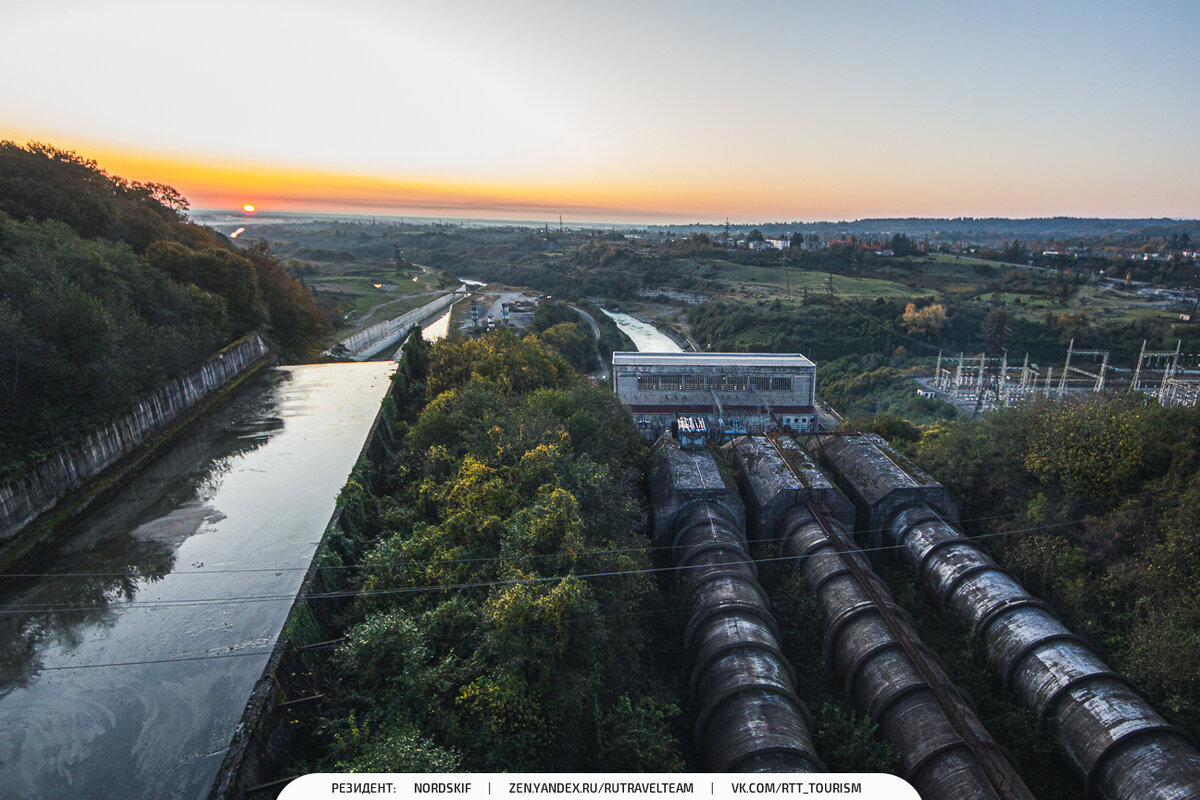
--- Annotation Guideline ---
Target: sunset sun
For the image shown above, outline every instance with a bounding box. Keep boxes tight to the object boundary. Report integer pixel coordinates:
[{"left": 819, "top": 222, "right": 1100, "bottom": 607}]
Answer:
[{"left": 242, "top": 203, "right": 256, "bottom": 213}]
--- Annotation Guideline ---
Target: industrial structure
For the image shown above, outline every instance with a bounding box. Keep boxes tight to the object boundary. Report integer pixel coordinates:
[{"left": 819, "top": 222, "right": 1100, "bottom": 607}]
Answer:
[
  {"left": 812, "top": 432, "right": 1200, "bottom": 800},
  {"left": 1132, "top": 339, "right": 1200, "bottom": 407},
  {"left": 613, "top": 351, "right": 818, "bottom": 439},
  {"left": 650, "top": 436, "right": 823, "bottom": 772},
  {"left": 932, "top": 337, "right": 1200, "bottom": 412},
  {"left": 641, "top": 427, "right": 1200, "bottom": 795},
  {"left": 724, "top": 435, "right": 1035, "bottom": 800}
]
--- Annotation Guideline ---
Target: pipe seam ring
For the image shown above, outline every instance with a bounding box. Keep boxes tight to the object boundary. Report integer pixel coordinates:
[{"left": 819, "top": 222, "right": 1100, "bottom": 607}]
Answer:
[
  {"left": 905, "top": 739, "right": 978, "bottom": 787},
  {"left": 694, "top": 681, "right": 809, "bottom": 748},
  {"left": 971, "top": 595, "right": 1051, "bottom": 642},
  {"left": 793, "top": 530, "right": 837, "bottom": 561},
  {"left": 683, "top": 601, "right": 781, "bottom": 657},
  {"left": 688, "top": 639, "right": 797, "bottom": 700},
  {"left": 1001, "top": 631, "right": 1093, "bottom": 694},
  {"left": 724, "top": 747, "right": 828, "bottom": 775},
  {"left": 1083, "top": 724, "right": 1199, "bottom": 800},
  {"left": 865, "top": 680, "right": 933, "bottom": 727},
  {"left": 822, "top": 601, "right": 914, "bottom": 670},
  {"left": 891, "top": 510, "right": 944, "bottom": 546},
  {"left": 676, "top": 543, "right": 758, "bottom": 583},
  {"left": 680, "top": 569, "right": 771, "bottom": 615},
  {"left": 842, "top": 638, "right": 912, "bottom": 706},
  {"left": 915, "top": 537, "right": 984, "bottom": 583},
  {"left": 669, "top": 499, "right": 739, "bottom": 549},
  {"left": 810, "top": 565, "right": 855, "bottom": 601},
  {"left": 672, "top": 516, "right": 744, "bottom": 554},
  {"left": 1039, "top": 670, "right": 1134, "bottom": 722},
  {"left": 937, "top": 562, "right": 1000, "bottom": 608}
]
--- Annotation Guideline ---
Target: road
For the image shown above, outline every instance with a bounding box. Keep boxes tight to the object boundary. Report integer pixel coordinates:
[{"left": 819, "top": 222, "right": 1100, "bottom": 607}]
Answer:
[{"left": 568, "top": 304, "right": 609, "bottom": 381}]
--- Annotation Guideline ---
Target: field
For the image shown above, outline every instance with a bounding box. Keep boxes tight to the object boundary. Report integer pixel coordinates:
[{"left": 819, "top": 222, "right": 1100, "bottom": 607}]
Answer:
[{"left": 703, "top": 259, "right": 938, "bottom": 299}]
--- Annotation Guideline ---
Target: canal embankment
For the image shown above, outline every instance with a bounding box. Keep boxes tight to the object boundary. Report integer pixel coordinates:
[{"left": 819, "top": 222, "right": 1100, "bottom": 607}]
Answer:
[
  {"left": 0, "top": 334, "right": 272, "bottom": 570},
  {"left": 0, "top": 361, "right": 396, "bottom": 800}
]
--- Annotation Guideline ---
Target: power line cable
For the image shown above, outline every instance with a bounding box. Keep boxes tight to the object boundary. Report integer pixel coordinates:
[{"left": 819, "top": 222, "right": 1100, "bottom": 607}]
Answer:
[
  {"left": 2, "top": 490, "right": 1191, "bottom": 616},
  {"left": 4, "top": 476, "right": 1187, "bottom": 582}
]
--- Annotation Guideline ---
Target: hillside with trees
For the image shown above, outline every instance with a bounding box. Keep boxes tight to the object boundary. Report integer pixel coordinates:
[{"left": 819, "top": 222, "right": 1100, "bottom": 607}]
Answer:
[
  {"left": 899, "top": 394, "right": 1200, "bottom": 740},
  {"left": 0, "top": 142, "right": 330, "bottom": 474},
  {"left": 285, "top": 332, "right": 686, "bottom": 772}
]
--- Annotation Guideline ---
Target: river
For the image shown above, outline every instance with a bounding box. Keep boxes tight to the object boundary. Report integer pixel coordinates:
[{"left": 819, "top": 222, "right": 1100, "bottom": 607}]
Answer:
[
  {"left": 0, "top": 362, "right": 395, "bottom": 800},
  {"left": 599, "top": 309, "right": 683, "bottom": 352}
]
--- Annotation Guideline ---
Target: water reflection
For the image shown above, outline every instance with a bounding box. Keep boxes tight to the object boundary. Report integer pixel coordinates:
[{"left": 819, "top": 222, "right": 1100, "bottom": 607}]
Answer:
[
  {"left": 0, "top": 371, "right": 286, "bottom": 692},
  {"left": 0, "top": 362, "right": 394, "bottom": 800}
]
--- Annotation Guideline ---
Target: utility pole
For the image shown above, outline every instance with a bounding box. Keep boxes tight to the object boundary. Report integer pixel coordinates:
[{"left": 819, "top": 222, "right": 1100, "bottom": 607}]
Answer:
[
  {"left": 782, "top": 248, "right": 791, "bottom": 300},
  {"left": 824, "top": 273, "right": 835, "bottom": 298}
]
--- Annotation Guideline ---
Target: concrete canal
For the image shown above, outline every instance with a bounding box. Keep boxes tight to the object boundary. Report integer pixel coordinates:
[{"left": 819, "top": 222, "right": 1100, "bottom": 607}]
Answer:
[{"left": 0, "top": 361, "right": 395, "bottom": 800}]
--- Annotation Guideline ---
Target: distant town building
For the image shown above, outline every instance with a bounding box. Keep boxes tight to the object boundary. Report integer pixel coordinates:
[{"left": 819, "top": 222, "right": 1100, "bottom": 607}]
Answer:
[
  {"left": 765, "top": 237, "right": 792, "bottom": 250},
  {"left": 612, "top": 351, "right": 818, "bottom": 440}
]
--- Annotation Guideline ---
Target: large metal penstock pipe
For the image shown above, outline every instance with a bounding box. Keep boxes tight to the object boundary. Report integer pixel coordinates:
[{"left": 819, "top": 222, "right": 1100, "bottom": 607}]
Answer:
[
  {"left": 672, "top": 499, "right": 823, "bottom": 772},
  {"left": 886, "top": 504, "right": 1200, "bottom": 800},
  {"left": 815, "top": 433, "right": 1200, "bottom": 800},
  {"left": 778, "top": 501, "right": 1034, "bottom": 800}
]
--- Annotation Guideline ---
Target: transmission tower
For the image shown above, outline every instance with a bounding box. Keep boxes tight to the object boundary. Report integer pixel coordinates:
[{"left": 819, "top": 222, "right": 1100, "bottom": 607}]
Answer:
[
  {"left": 974, "top": 299, "right": 1010, "bottom": 415},
  {"left": 824, "top": 273, "right": 835, "bottom": 298}
]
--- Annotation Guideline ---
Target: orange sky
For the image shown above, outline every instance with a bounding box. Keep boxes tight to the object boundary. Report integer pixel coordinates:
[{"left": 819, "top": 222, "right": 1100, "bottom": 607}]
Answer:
[{"left": 3, "top": 1, "right": 1198, "bottom": 223}]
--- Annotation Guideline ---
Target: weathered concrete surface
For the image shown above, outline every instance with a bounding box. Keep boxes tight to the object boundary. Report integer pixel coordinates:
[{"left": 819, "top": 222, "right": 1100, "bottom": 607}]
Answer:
[
  {"left": 648, "top": 433, "right": 744, "bottom": 548},
  {"left": 721, "top": 436, "right": 854, "bottom": 539},
  {"left": 807, "top": 433, "right": 958, "bottom": 545},
  {"left": 334, "top": 290, "right": 463, "bottom": 361},
  {"left": 0, "top": 335, "right": 271, "bottom": 559}
]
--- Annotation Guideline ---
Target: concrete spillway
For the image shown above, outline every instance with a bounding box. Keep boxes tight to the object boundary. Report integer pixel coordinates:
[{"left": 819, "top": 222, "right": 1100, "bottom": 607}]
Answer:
[
  {"left": 649, "top": 436, "right": 822, "bottom": 772},
  {"left": 725, "top": 436, "right": 1035, "bottom": 800},
  {"left": 814, "top": 433, "right": 1200, "bottom": 800}
]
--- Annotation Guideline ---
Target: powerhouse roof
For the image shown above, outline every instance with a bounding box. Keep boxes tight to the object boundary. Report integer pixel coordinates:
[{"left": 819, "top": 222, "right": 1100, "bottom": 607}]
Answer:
[{"left": 612, "top": 351, "right": 815, "bottom": 368}]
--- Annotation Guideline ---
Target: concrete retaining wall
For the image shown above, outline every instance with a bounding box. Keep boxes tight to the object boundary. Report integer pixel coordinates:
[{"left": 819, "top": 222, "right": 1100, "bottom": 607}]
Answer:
[
  {"left": 334, "top": 290, "right": 461, "bottom": 361},
  {"left": 0, "top": 334, "right": 271, "bottom": 546}
]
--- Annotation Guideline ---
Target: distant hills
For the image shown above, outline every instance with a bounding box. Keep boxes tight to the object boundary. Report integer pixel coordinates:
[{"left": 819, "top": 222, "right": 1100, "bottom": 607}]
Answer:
[{"left": 654, "top": 217, "right": 1200, "bottom": 240}]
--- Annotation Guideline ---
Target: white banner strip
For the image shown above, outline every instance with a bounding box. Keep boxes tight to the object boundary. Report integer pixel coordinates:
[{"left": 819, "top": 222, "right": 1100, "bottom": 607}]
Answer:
[{"left": 279, "top": 773, "right": 918, "bottom": 800}]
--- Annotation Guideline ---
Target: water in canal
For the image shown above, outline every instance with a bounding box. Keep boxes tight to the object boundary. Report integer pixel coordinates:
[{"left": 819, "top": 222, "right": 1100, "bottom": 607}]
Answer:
[
  {"left": 599, "top": 309, "right": 682, "bottom": 352},
  {"left": 0, "top": 361, "right": 395, "bottom": 800}
]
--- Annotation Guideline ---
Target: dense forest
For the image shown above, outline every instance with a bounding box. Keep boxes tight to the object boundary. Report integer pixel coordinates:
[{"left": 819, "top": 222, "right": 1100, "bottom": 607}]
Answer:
[
  {"left": 0, "top": 142, "right": 330, "bottom": 474},
  {"left": 286, "top": 332, "right": 686, "bottom": 772},
  {"left": 895, "top": 394, "right": 1200, "bottom": 742}
]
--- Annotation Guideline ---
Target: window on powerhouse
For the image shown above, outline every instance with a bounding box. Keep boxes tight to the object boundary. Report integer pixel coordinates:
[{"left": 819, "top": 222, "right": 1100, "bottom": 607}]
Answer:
[{"left": 634, "top": 373, "right": 796, "bottom": 392}]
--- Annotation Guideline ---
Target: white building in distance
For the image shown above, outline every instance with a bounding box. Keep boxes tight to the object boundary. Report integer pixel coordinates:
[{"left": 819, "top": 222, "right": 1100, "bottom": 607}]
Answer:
[{"left": 612, "top": 351, "right": 818, "bottom": 439}]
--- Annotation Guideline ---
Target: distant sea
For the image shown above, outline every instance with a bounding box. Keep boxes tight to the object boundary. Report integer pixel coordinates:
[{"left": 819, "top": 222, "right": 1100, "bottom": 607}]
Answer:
[{"left": 189, "top": 208, "right": 659, "bottom": 234}]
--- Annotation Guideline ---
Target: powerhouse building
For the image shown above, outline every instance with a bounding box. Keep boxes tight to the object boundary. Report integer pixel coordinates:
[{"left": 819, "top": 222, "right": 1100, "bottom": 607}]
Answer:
[{"left": 612, "top": 351, "right": 818, "bottom": 438}]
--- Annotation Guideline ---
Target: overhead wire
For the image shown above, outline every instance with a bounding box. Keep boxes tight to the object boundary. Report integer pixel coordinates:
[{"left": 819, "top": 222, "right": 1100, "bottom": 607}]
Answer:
[
  {"left": 2, "top": 474, "right": 1188, "bottom": 583},
  {"left": 1, "top": 489, "right": 1192, "bottom": 616}
]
